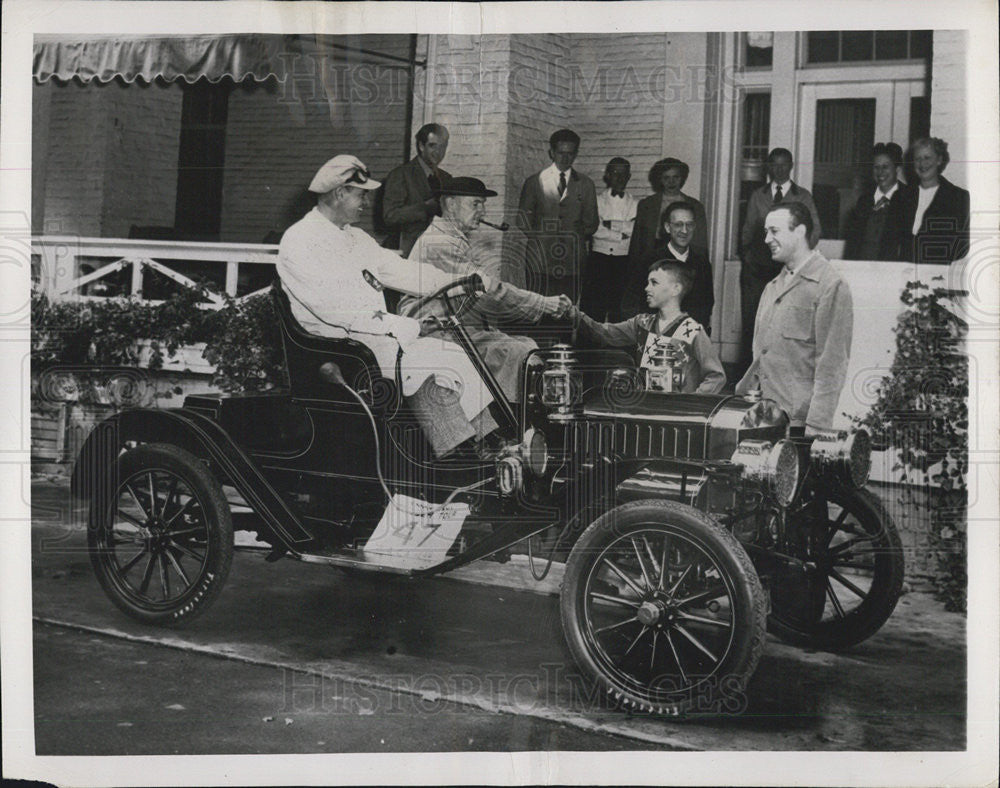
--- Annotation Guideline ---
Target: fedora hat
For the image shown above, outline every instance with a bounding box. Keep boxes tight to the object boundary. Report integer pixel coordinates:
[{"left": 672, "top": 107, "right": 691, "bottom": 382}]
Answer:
[{"left": 434, "top": 176, "right": 497, "bottom": 198}]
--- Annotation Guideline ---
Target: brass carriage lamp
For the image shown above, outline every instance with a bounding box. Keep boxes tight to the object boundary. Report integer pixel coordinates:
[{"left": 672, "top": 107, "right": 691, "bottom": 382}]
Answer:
[
  {"left": 645, "top": 340, "right": 690, "bottom": 392},
  {"left": 541, "top": 344, "right": 583, "bottom": 420}
]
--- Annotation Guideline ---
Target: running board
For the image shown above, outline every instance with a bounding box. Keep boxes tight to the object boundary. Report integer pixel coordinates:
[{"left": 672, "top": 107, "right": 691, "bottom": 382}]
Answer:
[{"left": 292, "top": 550, "right": 418, "bottom": 575}]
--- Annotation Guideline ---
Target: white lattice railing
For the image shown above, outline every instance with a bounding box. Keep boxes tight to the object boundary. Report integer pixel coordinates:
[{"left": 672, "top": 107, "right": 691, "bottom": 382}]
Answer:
[{"left": 32, "top": 236, "right": 279, "bottom": 305}]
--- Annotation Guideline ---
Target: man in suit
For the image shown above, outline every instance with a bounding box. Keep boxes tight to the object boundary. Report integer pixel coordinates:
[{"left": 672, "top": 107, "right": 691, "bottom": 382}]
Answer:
[
  {"left": 620, "top": 201, "right": 714, "bottom": 332},
  {"left": 517, "top": 128, "right": 599, "bottom": 302},
  {"left": 738, "top": 148, "right": 822, "bottom": 373},
  {"left": 380, "top": 123, "right": 452, "bottom": 257},
  {"left": 736, "top": 202, "right": 852, "bottom": 435}
]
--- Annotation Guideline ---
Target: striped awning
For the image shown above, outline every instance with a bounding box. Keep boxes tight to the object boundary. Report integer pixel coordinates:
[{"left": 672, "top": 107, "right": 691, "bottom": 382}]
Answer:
[{"left": 33, "top": 34, "right": 422, "bottom": 84}]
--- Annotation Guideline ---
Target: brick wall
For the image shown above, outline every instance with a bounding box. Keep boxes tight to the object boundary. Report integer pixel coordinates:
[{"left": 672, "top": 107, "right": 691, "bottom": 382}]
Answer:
[
  {"left": 34, "top": 78, "right": 182, "bottom": 237},
  {"left": 929, "top": 30, "right": 968, "bottom": 190},
  {"left": 219, "top": 35, "right": 413, "bottom": 241},
  {"left": 99, "top": 79, "right": 183, "bottom": 238},
  {"left": 504, "top": 34, "right": 573, "bottom": 218},
  {"left": 411, "top": 34, "right": 514, "bottom": 219},
  {"left": 36, "top": 79, "right": 108, "bottom": 235},
  {"left": 559, "top": 33, "right": 708, "bottom": 208}
]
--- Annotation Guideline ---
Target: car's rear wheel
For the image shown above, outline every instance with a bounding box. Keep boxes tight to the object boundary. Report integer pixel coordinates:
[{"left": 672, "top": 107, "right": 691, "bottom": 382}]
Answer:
[
  {"left": 560, "top": 500, "right": 767, "bottom": 716},
  {"left": 88, "top": 443, "right": 233, "bottom": 626},
  {"left": 768, "top": 486, "right": 904, "bottom": 650}
]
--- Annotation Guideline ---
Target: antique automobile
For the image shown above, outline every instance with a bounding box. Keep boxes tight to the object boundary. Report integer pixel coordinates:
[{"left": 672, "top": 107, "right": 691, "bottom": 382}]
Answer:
[{"left": 71, "top": 275, "right": 904, "bottom": 716}]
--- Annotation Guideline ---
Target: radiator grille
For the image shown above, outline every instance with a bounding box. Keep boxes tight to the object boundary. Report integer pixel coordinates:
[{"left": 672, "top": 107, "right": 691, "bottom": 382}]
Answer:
[{"left": 572, "top": 420, "right": 706, "bottom": 461}]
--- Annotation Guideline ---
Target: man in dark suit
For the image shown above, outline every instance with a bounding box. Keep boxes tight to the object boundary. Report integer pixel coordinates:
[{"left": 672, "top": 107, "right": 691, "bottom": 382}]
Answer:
[
  {"left": 620, "top": 201, "right": 714, "bottom": 331},
  {"left": 380, "top": 123, "right": 452, "bottom": 257},
  {"left": 738, "top": 147, "right": 821, "bottom": 372},
  {"left": 516, "top": 128, "right": 599, "bottom": 302}
]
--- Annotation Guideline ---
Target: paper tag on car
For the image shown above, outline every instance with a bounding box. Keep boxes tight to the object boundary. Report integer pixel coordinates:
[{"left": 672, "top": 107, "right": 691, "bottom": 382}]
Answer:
[{"left": 362, "top": 495, "right": 470, "bottom": 570}]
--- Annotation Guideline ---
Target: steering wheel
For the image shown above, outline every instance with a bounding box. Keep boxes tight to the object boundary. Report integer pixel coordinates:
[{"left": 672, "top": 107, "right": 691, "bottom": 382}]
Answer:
[{"left": 406, "top": 273, "right": 486, "bottom": 326}]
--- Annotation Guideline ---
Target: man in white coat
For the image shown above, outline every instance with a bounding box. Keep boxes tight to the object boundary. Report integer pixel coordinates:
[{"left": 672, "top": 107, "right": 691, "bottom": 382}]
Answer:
[{"left": 277, "top": 154, "right": 500, "bottom": 458}]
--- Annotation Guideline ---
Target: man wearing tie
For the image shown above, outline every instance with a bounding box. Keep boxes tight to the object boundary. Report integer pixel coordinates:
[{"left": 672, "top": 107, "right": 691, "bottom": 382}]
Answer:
[
  {"left": 517, "top": 128, "right": 599, "bottom": 302},
  {"left": 380, "top": 123, "right": 452, "bottom": 257},
  {"left": 736, "top": 203, "right": 852, "bottom": 436},
  {"left": 738, "top": 147, "right": 821, "bottom": 374}
]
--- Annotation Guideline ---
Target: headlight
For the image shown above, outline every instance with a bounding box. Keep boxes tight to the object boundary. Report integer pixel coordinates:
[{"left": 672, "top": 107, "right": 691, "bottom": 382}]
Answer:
[
  {"left": 810, "top": 430, "right": 872, "bottom": 488},
  {"left": 520, "top": 428, "right": 548, "bottom": 476},
  {"left": 732, "top": 438, "right": 801, "bottom": 506}
]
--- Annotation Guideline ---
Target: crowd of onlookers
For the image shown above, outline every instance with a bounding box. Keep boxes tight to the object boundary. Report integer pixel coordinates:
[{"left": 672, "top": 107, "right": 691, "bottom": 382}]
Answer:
[
  {"left": 276, "top": 124, "right": 970, "bottom": 457},
  {"left": 375, "top": 124, "right": 969, "bottom": 371}
]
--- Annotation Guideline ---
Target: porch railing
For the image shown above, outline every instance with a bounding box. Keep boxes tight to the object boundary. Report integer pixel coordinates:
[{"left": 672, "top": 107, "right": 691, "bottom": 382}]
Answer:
[{"left": 32, "top": 236, "right": 279, "bottom": 305}]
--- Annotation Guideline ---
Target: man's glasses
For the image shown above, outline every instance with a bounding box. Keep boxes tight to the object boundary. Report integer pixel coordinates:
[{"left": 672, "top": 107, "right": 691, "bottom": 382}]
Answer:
[{"left": 346, "top": 167, "right": 371, "bottom": 185}]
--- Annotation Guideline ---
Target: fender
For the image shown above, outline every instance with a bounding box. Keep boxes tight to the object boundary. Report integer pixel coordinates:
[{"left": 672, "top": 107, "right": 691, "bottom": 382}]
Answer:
[{"left": 70, "top": 407, "right": 314, "bottom": 547}]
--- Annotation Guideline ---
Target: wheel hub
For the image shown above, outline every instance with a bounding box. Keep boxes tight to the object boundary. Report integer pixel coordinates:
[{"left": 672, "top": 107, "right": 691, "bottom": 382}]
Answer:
[
  {"left": 636, "top": 599, "right": 667, "bottom": 626},
  {"left": 144, "top": 519, "right": 169, "bottom": 551}
]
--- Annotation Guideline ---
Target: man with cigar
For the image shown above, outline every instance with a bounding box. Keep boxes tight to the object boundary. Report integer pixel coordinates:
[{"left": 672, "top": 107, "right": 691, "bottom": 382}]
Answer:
[
  {"left": 401, "top": 176, "right": 571, "bottom": 403},
  {"left": 278, "top": 155, "right": 503, "bottom": 459}
]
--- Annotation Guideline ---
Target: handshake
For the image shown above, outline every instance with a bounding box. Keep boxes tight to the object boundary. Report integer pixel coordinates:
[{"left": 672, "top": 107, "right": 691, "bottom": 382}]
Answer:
[{"left": 542, "top": 294, "right": 576, "bottom": 320}]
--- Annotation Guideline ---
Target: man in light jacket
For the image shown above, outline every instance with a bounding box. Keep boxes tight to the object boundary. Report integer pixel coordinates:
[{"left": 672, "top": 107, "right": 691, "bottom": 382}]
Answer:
[
  {"left": 278, "top": 154, "right": 499, "bottom": 458},
  {"left": 736, "top": 202, "right": 852, "bottom": 435}
]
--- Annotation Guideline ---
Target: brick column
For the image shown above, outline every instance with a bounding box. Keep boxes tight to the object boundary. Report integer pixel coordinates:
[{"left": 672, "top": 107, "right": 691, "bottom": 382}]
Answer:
[{"left": 930, "top": 31, "right": 968, "bottom": 189}]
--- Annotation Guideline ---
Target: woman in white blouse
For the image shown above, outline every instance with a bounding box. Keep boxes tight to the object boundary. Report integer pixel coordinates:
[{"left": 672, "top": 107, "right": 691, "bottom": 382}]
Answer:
[{"left": 900, "top": 137, "right": 970, "bottom": 265}]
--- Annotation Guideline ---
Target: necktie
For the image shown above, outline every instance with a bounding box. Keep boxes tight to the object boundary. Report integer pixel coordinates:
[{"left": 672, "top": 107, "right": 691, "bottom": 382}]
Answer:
[
  {"left": 428, "top": 170, "right": 440, "bottom": 193},
  {"left": 611, "top": 189, "right": 625, "bottom": 198},
  {"left": 558, "top": 171, "right": 567, "bottom": 199},
  {"left": 874, "top": 195, "right": 889, "bottom": 211},
  {"left": 773, "top": 184, "right": 783, "bottom": 204}
]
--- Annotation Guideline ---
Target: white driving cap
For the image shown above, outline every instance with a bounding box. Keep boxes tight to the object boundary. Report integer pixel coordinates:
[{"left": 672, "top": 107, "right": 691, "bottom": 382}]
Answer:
[{"left": 308, "top": 154, "right": 381, "bottom": 193}]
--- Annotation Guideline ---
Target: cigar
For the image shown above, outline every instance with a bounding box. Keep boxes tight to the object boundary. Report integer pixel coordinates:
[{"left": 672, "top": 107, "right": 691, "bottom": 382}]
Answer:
[{"left": 480, "top": 219, "right": 509, "bottom": 231}]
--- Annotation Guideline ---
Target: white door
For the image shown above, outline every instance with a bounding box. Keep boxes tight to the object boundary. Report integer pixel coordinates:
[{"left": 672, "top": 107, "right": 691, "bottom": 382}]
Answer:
[{"left": 797, "top": 79, "right": 925, "bottom": 247}]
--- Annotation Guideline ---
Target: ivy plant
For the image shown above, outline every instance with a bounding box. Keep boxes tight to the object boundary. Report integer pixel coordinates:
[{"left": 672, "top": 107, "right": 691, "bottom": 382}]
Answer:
[
  {"left": 32, "top": 283, "right": 287, "bottom": 396},
  {"left": 858, "top": 278, "right": 967, "bottom": 612}
]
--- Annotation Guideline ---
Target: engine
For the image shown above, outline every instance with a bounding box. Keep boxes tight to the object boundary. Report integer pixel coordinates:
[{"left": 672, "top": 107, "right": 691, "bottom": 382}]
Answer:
[{"left": 513, "top": 346, "right": 871, "bottom": 512}]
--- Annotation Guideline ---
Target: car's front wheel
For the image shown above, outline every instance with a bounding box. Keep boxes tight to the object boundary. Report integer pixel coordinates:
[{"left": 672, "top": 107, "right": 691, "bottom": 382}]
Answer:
[
  {"left": 560, "top": 500, "right": 767, "bottom": 716},
  {"left": 88, "top": 443, "right": 233, "bottom": 626}
]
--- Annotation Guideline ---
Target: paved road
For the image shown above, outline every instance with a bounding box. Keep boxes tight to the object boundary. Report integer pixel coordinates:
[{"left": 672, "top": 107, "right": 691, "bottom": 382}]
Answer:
[{"left": 30, "top": 481, "right": 966, "bottom": 753}]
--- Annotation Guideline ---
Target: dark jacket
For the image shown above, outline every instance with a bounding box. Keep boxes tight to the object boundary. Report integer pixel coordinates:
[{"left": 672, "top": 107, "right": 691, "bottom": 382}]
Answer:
[
  {"left": 842, "top": 183, "right": 911, "bottom": 261},
  {"left": 899, "top": 176, "right": 970, "bottom": 264},
  {"left": 739, "top": 181, "right": 821, "bottom": 281},
  {"left": 517, "top": 168, "right": 599, "bottom": 298},
  {"left": 380, "top": 157, "right": 452, "bottom": 257},
  {"left": 627, "top": 192, "right": 710, "bottom": 269},
  {"left": 620, "top": 242, "right": 714, "bottom": 332}
]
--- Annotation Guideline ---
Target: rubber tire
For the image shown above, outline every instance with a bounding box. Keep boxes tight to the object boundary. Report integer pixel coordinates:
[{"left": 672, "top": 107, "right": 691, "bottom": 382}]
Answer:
[
  {"left": 560, "top": 500, "right": 767, "bottom": 717},
  {"left": 768, "top": 487, "right": 904, "bottom": 650},
  {"left": 88, "top": 442, "right": 233, "bottom": 626}
]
